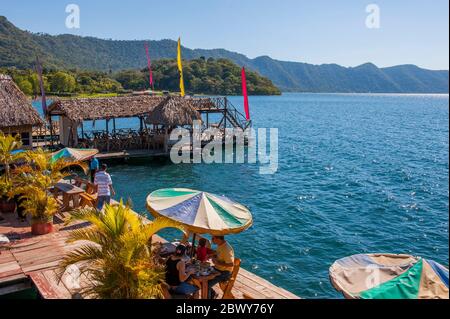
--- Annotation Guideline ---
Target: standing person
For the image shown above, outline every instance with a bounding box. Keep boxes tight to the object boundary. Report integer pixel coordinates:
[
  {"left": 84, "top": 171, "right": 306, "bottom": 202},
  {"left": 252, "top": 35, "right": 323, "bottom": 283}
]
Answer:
[
  {"left": 89, "top": 156, "right": 100, "bottom": 183},
  {"left": 207, "top": 236, "right": 235, "bottom": 299},
  {"left": 94, "top": 164, "right": 115, "bottom": 210}
]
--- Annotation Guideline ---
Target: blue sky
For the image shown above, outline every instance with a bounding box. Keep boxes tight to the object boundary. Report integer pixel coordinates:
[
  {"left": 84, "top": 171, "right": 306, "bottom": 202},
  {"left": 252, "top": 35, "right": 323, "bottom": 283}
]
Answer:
[{"left": 1, "top": 0, "right": 448, "bottom": 69}]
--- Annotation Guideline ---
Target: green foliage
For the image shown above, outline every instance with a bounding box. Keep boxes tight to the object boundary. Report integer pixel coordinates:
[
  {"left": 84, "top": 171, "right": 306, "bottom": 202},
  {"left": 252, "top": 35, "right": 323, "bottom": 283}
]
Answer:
[
  {"left": 74, "top": 71, "right": 123, "bottom": 94},
  {"left": 0, "top": 132, "right": 23, "bottom": 184},
  {"left": 1, "top": 67, "right": 124, "bottom": 96},
  {"left": 117, "top": 58, "right": 281, "bottom": 95},
  {"left": 1, "top": 58, "right": 280, "bottom": 96},
  {"left": 59, "top": 203, "right": 185, "bottom": 299},
  {"left": 9, "top": 148, "right": 88, "bottom": 222},
  {"left": 114, "top": 70, "right": 147, "bottom": 91},
  {"left": 49, "top": 71, "right": 76, "bottom": 93},
  {"left": 15, "top": 77, "right": 33, "bottom": 95}
]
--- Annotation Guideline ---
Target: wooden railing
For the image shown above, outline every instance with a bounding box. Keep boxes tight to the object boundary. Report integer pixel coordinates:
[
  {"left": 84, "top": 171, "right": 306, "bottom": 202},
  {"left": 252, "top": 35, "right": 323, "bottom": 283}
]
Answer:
[
  {"left": 32, "top": 121, "right": 60, "bottom": 147},
  {"left": 194, "top": 97, "right": 252, "bottom": 130}
]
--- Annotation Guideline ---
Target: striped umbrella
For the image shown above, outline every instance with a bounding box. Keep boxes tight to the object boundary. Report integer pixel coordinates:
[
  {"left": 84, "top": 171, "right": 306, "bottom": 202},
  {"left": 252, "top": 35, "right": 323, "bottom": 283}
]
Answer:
[
  {"left": 330, "top": 253, "right": 449, "bottom": 299},
  {"left": 146, "top": 188, "right": 253, "bottom": 236},
  {"left": 51, "top": 148, "right": 98, "bottom": 163}
]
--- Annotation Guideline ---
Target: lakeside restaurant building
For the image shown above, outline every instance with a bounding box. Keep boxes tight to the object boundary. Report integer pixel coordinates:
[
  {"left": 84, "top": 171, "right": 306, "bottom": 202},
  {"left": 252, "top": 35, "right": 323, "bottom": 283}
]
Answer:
[
  {"left": 47, "top": 95, "right": 207, "bottom": 153},
  {"left": 0, "top": 74, "right": 44, "bottom": 148}
]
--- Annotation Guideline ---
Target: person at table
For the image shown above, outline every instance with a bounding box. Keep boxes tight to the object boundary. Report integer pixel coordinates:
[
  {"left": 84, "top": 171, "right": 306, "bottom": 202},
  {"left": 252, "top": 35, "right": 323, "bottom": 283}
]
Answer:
[
  {"left": 196, "top": 238, "right": 214, "bottom": 263},
  {"left": 207, "top": 236, "right": 235, "bottom": 299},
  {"left": 94, "top": 164, "right": 115, "bottom": 210},
  {"left": 89, "top": 156, "right": 100, "bottom": 183},
  {"left": 165, "top": 244, "right": 199, "bottom": 297}
]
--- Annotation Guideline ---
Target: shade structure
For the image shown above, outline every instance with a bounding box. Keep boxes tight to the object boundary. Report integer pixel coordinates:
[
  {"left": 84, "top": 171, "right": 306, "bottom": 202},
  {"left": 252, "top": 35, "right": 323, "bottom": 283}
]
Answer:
[
  {"left": 144, "top": 96, "right": 201, "bottom": 126},
  {"left": 51, "top": 148, "right": 98, "bottom": 163},
  {"left": 330, "top": 254, "right": 449, "bottom": 299},
  {"left": 146, "top": 188, "right": 253, "bottom": 236}
]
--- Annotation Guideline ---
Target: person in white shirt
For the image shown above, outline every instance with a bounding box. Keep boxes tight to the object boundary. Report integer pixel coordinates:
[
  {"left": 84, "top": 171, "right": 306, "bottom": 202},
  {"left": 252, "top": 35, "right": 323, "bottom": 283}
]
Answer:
[{"left": 94, "top": 164, "right": 115, "bottom": 210}]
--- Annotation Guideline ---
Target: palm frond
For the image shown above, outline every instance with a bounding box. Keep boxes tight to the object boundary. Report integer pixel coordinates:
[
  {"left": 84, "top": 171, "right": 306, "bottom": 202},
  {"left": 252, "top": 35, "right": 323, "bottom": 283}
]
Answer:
[
  {"left": 142, "top": 217, "right": 186, "bottom": 240},
  {"left": 59, "top": 245, "right": 105, "bottom": 271},
  {"left": 60, "top": 201, "right": 172, "bottom": 299}
]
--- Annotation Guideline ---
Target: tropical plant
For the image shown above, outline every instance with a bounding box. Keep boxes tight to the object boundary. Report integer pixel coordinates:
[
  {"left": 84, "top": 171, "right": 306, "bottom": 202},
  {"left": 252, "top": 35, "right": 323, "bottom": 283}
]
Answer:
[
  {"left": 0, "top": 132, "right": 23, "bottom": 180},
  {"left": 11, "top": 148, "right": 87, "bottom": 222},
  {"left": 59, "top": 202, "right": 185, "bottom": 299},
  {"left": 0, "top": 132, "right": 23, "bottom": 199},
  {"left": 0, "top": 176, "right": 13, "bottom": 199}
]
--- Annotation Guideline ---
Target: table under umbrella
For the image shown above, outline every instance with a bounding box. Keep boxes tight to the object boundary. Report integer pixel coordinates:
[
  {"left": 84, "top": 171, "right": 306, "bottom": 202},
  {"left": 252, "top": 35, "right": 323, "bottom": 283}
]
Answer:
[
  {"left": 50, "top": 148, "right": 98, "bottom": 163},
  {"left": 146, "top": 188, "right": 253, "bottom": 236},
  {"left": 329, "top": 253, "right": 449, "bottom": 299}
]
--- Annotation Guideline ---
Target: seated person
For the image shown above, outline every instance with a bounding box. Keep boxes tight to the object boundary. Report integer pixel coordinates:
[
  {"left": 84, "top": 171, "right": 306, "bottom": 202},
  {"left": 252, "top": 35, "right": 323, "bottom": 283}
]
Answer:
[
  {"left": 196, "top": 238, "right": 214, "bottom": 263},
  {"left": 207, "top": 236, "right": 235, "bottom": 299},
  {"left": 165, "top": 245, "right": 199, "bottom": 297}
]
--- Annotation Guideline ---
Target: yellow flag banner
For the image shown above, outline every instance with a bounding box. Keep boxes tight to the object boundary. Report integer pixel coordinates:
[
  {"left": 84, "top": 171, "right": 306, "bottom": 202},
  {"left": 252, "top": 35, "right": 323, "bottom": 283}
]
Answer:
[{"left": 177, "top": 38, "right": 185, "bottom": 97}]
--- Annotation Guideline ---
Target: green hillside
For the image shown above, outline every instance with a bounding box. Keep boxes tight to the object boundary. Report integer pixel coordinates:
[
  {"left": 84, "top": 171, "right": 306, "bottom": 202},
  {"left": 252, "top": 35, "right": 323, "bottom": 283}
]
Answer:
[
  {"left": 0, "top": 16, "right": 448, "bottom": 93},
  {"left": 0, "top": 58, "right": 280, "bottom": 96}
]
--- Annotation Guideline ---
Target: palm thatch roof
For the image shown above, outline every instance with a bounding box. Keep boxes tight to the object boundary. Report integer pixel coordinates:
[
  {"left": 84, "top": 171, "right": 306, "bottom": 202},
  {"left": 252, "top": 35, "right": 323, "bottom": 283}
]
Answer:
[
  {"left": 0, "top": 74, "right": 44, "bottom": 128},
  {"left": 145, "top": 96, "right": 202, "bottom": 126},
  {"left": 47, "top": 95, "right": 166, "bottom": 122}
]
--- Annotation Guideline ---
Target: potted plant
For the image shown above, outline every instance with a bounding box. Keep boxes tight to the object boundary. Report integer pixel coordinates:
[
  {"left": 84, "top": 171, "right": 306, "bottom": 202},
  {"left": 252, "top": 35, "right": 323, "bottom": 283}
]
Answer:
[
  {"left": 12, "top": 149, "right": 87, "bottom": 235},
  {"left": 16, "top": 186, "right": 59, "bottom": 235},
  {"left": 0, "top": 132, "right": 23, "bottom": 214}
]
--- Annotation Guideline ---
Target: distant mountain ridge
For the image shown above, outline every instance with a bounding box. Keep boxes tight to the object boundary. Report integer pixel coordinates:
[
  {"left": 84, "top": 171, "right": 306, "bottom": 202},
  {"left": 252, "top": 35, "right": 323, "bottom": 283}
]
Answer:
[{"left": 1, "top": 16, "right": 448, "bottom": 93}]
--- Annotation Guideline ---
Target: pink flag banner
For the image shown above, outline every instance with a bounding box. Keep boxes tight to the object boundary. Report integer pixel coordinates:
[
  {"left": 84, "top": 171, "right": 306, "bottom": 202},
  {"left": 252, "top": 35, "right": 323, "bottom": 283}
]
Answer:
[
  {"left": 241, "top": 67, "right": 250, "bottom": 121},
  {"left": 145, "top": 42, "right": 154, "bottom": 90},
  {"left": 36, "top": 56, "right": 47, "bottom": 117}
]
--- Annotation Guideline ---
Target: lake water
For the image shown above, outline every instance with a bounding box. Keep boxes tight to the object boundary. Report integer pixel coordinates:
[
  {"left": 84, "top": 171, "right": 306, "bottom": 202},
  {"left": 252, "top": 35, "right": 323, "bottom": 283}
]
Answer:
[{"left": 35, "top": 93, "right": 450, "bottom": 298}]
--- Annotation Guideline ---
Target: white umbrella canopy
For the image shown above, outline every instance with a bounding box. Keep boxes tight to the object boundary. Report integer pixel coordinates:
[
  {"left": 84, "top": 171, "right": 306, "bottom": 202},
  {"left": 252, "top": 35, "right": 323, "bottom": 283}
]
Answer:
[{"left": 146, "top": 188, "right": 253, "bottom": 236}]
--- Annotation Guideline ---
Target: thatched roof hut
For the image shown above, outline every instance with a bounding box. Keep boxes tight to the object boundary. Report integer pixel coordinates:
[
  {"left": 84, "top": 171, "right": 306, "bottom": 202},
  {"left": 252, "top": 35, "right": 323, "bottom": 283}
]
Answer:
[
  {"left": 0, "top": 74, "right": 44, "bottom": 129},
  {"left": 145, "top": 96, "right": 202, "bottom": 126},
  {"left": 47, "top": 95, "right": 166, "bottom": 121},
  {"left": 47, "top": 95, "right": 207, "bottom": 148}
]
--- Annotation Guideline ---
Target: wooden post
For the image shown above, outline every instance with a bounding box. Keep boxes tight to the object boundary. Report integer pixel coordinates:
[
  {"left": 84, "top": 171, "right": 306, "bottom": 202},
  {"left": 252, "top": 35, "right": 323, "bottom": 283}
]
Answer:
[
  {"left": 206, "top": 112, "right": 209, "bottom": 128},
  {"left": 113, "top": 118, "right": 116, "bottom": 134},
  {"left": 139, "top": 117, "right": 144, "bottom": 132},
  {"left": 49, "top": 115, "right": 54, "bottom": 147},
  {"left": 224, "top": 97, "right": 228, "bottom": 136},
  {"left": 164, "top": 127, "right": 168, "bottom": 154},
  {"left": 106, "top": 119, "right": 110, "bottom": 152}
]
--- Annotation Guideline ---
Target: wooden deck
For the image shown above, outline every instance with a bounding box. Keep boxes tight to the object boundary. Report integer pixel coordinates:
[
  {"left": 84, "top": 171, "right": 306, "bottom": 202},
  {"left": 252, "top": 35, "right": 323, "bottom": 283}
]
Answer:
[
  {"left": 96, "top": 149, "right": 169, "bottom": 160},
  {"left": 0, "top": 212, "right": 299, "bottom": 299}
]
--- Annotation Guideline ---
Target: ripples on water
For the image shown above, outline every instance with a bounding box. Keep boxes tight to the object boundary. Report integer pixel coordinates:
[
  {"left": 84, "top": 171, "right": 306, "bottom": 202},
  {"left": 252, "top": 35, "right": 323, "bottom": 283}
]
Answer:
[{"left": 108, "top": 93, "right": 449, "bottom": 298}]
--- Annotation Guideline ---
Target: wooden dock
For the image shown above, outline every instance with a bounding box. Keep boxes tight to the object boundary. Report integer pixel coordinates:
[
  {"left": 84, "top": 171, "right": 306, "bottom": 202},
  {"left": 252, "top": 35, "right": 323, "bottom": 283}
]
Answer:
[
  {"left": 95, "top": 149, "right": 169, "bottom": 160},
  {"left": 0, "top": 212, "right": 299, "bottom": 299}
]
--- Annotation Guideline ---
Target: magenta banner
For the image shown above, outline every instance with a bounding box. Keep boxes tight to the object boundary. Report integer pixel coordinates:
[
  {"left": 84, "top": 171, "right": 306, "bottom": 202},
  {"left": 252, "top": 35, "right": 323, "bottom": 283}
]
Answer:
[
  {"left": 241, "top": 67, "right": 250, "bottom": 121},
  {"left": 145, "top": 42, "right": 154, "bottom": 89}
]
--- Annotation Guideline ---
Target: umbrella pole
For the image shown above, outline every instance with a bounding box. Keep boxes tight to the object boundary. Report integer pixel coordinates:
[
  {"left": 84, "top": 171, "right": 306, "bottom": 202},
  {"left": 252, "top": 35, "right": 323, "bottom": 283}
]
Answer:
[{"left": 191, "top": 233, "right": 197, "bottom": 258}]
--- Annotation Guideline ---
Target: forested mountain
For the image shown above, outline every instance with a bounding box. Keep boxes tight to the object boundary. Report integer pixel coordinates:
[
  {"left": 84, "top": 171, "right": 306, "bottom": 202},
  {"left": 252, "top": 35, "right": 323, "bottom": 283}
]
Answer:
[{"left": 1, "top": 16, "right": 448, "bottom": 93}]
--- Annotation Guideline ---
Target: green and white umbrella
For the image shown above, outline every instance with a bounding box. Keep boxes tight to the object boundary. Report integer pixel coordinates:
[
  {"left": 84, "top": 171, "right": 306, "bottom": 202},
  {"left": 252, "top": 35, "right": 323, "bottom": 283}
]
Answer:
[
  {"left": 330, "top": 254, "right": 449, "bottom": 299},
  {"left": 50, "top": 148, "right": 98, "bottom": 163},
  {"left": 146, "top": 188, "right": 253, "bottom": 236}
]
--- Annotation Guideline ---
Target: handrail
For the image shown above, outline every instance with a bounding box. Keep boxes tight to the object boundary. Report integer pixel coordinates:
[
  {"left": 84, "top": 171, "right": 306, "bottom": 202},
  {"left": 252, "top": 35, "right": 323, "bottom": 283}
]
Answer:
[{"left": 194, "top": 97, "right": 251, "bottom": 130}]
